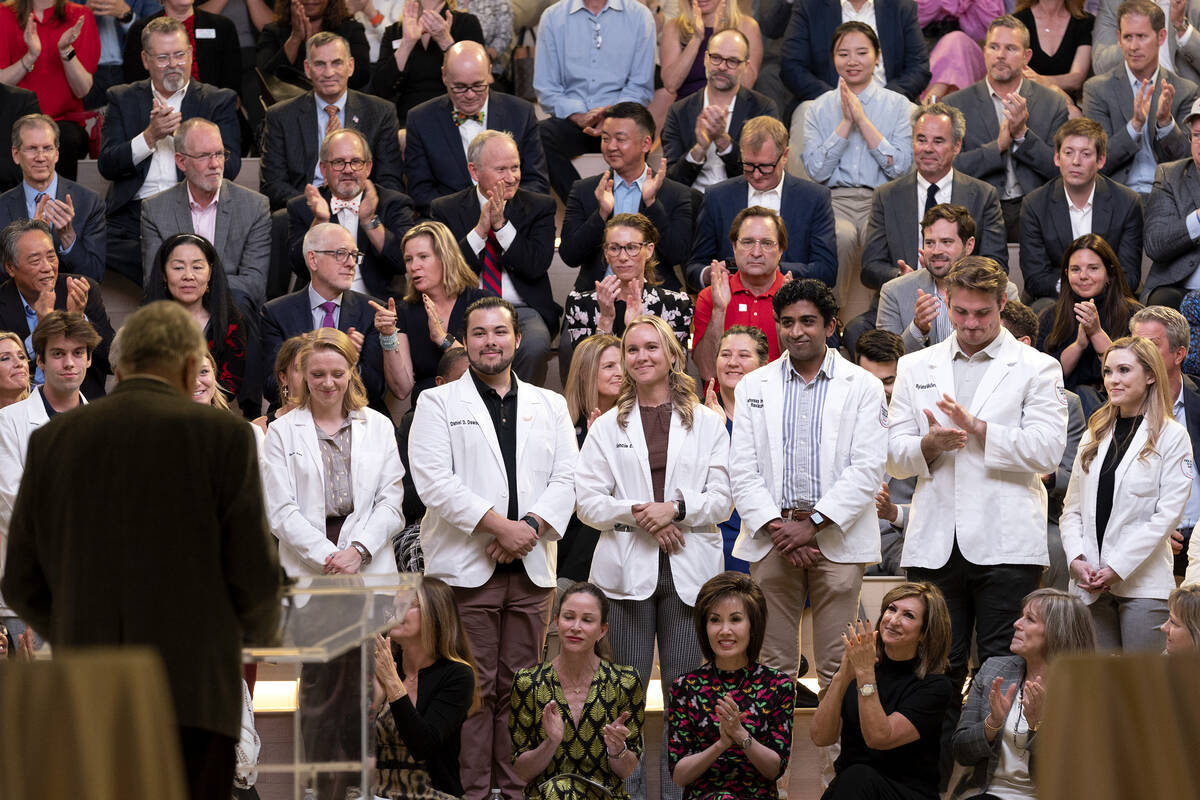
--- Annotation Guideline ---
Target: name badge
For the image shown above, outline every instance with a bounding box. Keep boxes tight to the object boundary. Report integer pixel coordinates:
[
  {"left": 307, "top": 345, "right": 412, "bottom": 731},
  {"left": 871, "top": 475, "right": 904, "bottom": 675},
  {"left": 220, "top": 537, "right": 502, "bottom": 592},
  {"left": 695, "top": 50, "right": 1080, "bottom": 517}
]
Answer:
[
  {"left": 392, "top": 39, "right": 401, "bottom": 49},
  {"left": 738, "top": 303, "right": 747, "bottom": 312},
  {"left": 196, "top": 28, "right": 216, "bottom": 38}
]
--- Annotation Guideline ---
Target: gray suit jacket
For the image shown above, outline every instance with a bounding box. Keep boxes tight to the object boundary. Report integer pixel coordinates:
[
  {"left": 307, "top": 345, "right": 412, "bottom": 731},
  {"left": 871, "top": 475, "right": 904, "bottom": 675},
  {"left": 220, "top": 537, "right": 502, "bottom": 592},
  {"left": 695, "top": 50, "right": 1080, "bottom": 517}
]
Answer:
[
  {"left": 877, "top": 268, "right": 1018, "bottom": 352},
  {"left": 862, "top": 170, "right": 1008, "bottom": 290},
  {"left": 945, "top": 79, "right": 1068, "bottom": 197},
  {"left": 1082, "top": 66, "right": 1198, "bottom": 187},
  {"left": 1093, "top": 0, "right": 1200, "bottom": 83},
  {"left": 141, "top": 179, "right": 272, "bottom": 305},
  {"left": 950, "top": 655, "right": 1035, "bottom": 799},
  {"left": 1145, "top": 157, "right": 1200, "bottom": 298}
]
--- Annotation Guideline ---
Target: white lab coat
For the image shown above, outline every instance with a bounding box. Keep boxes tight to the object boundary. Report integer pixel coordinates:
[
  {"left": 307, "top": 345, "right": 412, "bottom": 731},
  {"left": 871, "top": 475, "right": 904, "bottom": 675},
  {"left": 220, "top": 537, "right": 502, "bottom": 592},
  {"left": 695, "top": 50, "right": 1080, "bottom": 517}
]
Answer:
[
  {"left": 409, "top": 371, "right": 578, "bottom": 589},
  {"left": 1060, "top": 419, "right": 1192, "bottom": 603},
  {"left": 575, "top": 402, "right": 731, "bottom": 606},
  {"left": 729, "top": 351, "right": 889, "bottom": 565},
  {"left": 887, "top": 329, "right": 1068, "bottom": 568},
  {"left": 262, "top": 405, "right": 405, "bottom": 578}
]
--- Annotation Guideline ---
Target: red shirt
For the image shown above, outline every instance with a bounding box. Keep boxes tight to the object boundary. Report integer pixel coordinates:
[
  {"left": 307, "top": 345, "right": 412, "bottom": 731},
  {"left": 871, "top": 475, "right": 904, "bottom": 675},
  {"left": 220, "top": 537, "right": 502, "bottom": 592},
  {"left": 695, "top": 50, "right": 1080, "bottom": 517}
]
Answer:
[
  {"left": 180, "top": 14, "right": 200, "bottom": 80},
  {"left": 0, "top": 3, "right": 100, "bottom": 120},
  {"left": 693, "top": 270, "right": 785, "bottom": 361}
]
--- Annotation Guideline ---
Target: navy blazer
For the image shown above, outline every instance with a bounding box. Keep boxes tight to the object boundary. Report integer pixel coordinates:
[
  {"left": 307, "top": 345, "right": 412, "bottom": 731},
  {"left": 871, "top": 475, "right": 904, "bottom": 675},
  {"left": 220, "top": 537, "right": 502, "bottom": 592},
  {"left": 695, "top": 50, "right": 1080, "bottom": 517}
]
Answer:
[
  {"left": 0, "top": 177, "right": 106, "bottom": 283},
  {"left": 403, "top": 91, "right": 550, "bottom": 213},
  {"left": 0, "top": 274, "right": 114, "bottom": 400},
  {"left": 286, "top": 186, "right": 416, "bottom": 300},
  {"left": 430, "top": 187, "right": 561, "bottom": 335},
  {"left": 259, "top": 90, "right": 405, "bottom": 211},
  {"left": 0, "top": 84, "right": 40, "bottom": 194},
  {"left": 98, "top": 80, "right": 241, "bottom": 218},
  {"left": 662, "top": 87, "right": 780, "bottom": 187},
  {"left": 780, "top": 0, "right": 930, "bottom": 103},
  {"left": 559, "top": 172, "right": 693, "bottom": 292},
  {"left": 686, "top": 174, "right": 838, "bottom": 290},
  {"left": 260, "top": 287, "right": 386, "bottom": 412},
  {"left": 1019, "top": 175, "right": 1144, "bottom": 299}
]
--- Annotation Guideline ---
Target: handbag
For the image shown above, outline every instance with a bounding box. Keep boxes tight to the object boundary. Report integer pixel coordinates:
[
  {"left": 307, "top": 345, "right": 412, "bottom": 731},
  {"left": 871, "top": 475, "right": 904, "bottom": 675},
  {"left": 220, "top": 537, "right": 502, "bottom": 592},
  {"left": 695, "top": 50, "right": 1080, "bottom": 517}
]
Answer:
[{"left": 509, "top": 26, "right": 538, "bottom": 104}]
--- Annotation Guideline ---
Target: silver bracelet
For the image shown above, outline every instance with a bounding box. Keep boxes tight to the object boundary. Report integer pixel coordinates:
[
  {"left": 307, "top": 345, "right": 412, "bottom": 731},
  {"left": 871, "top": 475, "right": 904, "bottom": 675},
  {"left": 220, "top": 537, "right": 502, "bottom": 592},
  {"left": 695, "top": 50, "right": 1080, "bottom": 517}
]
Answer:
[
  {"left": 607, "top": 743, "right": 628, "bottom": 759},
  {"left": 379, "top": 332, "right": 399, "bottom": 351}
]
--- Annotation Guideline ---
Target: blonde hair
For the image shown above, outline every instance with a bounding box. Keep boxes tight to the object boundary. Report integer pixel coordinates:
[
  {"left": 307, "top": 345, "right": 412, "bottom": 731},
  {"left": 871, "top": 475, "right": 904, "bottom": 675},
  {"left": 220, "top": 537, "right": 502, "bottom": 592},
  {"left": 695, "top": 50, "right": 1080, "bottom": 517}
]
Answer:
[
  {"left": 564, "top": 334, "right": 621, "bottom": 425},
  {"left": 0, "top": 331, "right": 30, "bottom": 404},
  {"left": 1080, "top": 336, "right": 1173, "bottom": 472},
  {"left": 615, "top": 316, "right": 698, "bottom": 431},
  {"left": 401, "top": 221, "right": 479, "bottom": 302},
  {"left": 275, "top": 332, "right": 314, "bottom": 410},
  {"left": 675, "top": 4, "right": 746, "bottom": 48},
  {"left": 294, "top": 328, "right": 369, "bottom": 415}
]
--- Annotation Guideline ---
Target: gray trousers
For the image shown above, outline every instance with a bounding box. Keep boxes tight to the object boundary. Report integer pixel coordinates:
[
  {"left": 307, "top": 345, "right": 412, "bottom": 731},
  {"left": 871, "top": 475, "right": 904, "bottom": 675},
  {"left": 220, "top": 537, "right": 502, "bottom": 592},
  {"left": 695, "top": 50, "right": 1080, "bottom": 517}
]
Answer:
[{"left": 1089, "top": 593, "right": 1168, "bottom": 653}]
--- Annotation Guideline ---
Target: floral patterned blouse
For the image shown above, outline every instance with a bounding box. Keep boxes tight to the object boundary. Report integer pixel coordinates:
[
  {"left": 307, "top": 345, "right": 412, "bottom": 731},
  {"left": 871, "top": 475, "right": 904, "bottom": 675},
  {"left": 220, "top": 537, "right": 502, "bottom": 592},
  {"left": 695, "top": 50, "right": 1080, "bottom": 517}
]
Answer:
[
  {"left": 510, "top": 660, "right": 646, "bottom": 800},
  {"left": 563, "top": 286, "right": 693, "bottom": 348},
  {"left": 667, "top": 662, "right": 795, "bottom": 800}
]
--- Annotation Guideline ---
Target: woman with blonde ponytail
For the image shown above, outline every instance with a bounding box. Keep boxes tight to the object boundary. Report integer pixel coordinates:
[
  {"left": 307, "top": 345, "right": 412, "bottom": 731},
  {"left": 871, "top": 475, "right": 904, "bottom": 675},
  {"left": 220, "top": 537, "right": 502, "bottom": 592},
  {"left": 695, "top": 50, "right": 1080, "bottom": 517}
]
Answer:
[
  {"left": 575, "top": 315, "right": 732, "bottom": 800},
  {"left": 1060, "top": 336, "right": 1194, "bottom": 653}
]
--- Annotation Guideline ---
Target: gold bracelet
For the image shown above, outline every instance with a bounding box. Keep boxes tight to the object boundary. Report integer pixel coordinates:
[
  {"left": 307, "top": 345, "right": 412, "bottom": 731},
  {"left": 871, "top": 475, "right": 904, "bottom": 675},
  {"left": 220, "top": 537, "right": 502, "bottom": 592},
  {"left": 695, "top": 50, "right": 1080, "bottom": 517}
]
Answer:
[{"left": 983, "top": 716, "right": 1002, "bottom": 733}]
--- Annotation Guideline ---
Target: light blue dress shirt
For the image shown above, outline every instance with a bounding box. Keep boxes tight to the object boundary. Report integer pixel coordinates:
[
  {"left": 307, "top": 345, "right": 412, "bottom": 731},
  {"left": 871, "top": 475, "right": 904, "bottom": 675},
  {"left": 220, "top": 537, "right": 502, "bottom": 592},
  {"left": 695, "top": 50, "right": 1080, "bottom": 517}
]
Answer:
[
  {"left": 22, "top": 175, "right": 75, "bottom": 256},
  {"left": 21, "top": 297, "right": 43, "bottom": 386},
  {"left": 307, "top": 284, "right": 342, "bottom": 330},
  {"left": 802, "top": 82, "right": 914, "bottom": 187},
  {"left": 313, "top": 92, "right": 349, "bottom": 187},
  {"left": 533, "top": 0, "right": 655, "bottom": 118},
  {"left": 1123, "top": 65, "right": 1175, "bottom": 194},
  {"left": 612, "top": 165, "right": 647, "bottom": 215}
]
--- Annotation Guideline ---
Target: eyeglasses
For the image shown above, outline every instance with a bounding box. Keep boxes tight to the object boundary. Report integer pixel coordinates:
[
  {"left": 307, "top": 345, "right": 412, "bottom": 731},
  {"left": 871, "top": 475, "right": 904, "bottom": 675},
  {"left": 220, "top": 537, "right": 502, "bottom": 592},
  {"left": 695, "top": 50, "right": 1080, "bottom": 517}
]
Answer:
[
  {"left": 736, "top": 237, "right": 779, "bottom": 250},
  {"left": 448, "top": 82, "right": 488, "bottom": 95},
  {"left": 313, "top": 248, "right": 365, "bottom": 265},
  {"left": 151, "top": 50, "right": 190, "bottom": 67},
  {"left": 603, "top": 242, "right": 649, "bottom": 257},
  {"left": 19, "top": 145, "right": 57, "bottom": 156},
  {"left": 706, "top": 52, "right": 746, "bottom": 69},
  {"left": 323, "top": 158, "right": 368, "bottom": 171},
  {"left": 178, "top": 148, "right": 229, "bottom": 162},
  {"left": 743, "top": 161, "right": 778, "bottom": 176}
]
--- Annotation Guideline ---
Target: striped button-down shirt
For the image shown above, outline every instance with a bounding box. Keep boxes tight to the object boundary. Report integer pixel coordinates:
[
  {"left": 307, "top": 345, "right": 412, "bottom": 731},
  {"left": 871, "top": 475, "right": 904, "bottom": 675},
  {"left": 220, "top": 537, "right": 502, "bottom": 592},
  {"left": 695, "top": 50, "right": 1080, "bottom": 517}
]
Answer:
[{"left": 781, "top": 348, "right": 836, "bottom": 508}]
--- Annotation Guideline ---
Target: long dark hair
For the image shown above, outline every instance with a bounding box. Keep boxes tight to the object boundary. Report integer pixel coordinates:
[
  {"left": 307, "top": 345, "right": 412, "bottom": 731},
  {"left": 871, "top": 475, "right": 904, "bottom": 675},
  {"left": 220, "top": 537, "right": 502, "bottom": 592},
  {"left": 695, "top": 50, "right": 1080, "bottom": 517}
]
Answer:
[
  {"left": 556, "top": 581, "right": 613, "bottom": 660},
  {"left": 1045, "top": 234, "right": 1141, "bottom": 352},
  {"left": 145, "top": 233, "right": 240, "bottom": 378},
  {"left": 14, "top": 0, "right": 67, "bottom": 28},
  {"left": 272, "top": 0, "right": 351, "bottom": 30}
]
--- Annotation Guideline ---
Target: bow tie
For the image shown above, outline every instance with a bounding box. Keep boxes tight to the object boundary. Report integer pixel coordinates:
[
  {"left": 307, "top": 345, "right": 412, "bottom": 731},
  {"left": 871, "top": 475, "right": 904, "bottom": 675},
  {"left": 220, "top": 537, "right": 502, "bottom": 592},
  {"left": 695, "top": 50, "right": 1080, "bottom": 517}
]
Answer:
[
  {"left": 331, "top": 197, "right": 360, "bottom": 215},
  {"left": 452, "top": 110, "right": 484, "bottom": 127}
]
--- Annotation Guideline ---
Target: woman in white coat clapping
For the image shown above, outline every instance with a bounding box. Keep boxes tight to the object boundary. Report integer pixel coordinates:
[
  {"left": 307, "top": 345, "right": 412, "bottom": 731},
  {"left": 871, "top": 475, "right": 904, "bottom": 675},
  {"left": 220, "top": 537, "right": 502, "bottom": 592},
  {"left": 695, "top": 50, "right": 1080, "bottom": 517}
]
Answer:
[
  {"left": 262, "top": 327, "right": 406, "bottom": 580},
  {"left": 575, "top": 314, "right": 732, "bottom": 800},
  {"left": 1060, "top": 336, "right": 1193, "bottom": 653}
]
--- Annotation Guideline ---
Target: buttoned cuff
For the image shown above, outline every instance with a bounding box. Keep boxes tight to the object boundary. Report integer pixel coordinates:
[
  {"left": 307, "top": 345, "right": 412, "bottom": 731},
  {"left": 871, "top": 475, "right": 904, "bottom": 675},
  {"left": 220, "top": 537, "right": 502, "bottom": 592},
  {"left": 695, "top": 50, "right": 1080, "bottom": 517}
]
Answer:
[
  {"left": 1156, "top": 120, "right": 1175, "bottom": 139},
  {"left": 1187, "top": 208, "right": 1200, "bottom": 241},
  {"left": 494, "top": 220, "right": 516, "bottom": 250},
  {"left": 131, "top": 133, "right": 153, "bottom": 164}
]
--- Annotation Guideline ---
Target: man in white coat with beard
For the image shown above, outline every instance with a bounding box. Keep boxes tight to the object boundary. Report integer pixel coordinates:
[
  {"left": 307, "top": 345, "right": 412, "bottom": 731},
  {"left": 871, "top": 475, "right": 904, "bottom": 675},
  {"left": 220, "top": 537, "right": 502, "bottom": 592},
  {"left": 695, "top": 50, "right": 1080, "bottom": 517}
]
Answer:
[{"left": 410, "top": 295, "right": 578, "bottom": 800}]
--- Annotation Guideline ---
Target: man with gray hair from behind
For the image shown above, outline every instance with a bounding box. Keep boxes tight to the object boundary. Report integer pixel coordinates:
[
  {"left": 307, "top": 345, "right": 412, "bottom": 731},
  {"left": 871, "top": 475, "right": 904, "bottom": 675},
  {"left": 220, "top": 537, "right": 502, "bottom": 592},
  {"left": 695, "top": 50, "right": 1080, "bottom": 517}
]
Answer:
[
  {"left": 2, "top": 300, "right": 283, "bottom": 800},
  {"left": 1130, "top": 304, "right": 1200, "bottom": 581}
]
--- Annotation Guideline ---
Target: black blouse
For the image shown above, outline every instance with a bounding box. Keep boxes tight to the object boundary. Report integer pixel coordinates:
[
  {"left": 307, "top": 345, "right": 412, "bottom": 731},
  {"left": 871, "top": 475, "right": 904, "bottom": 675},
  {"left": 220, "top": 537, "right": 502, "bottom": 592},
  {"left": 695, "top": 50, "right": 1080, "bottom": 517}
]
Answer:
[
  {"left": 370, "top": 7, "right": 485, "bottom": 124},
  {"left": 1096, "top": 414, "right": 1143, "bottom": 546},
  {"left": 1015, "top": 8, "right": 1095, "bottom": 80},
  {"left": 835, "top": 654, "right": 954, "bottom": 799},
  {"left": 396, "top": 286, "right": 487, "bottom": 406}
]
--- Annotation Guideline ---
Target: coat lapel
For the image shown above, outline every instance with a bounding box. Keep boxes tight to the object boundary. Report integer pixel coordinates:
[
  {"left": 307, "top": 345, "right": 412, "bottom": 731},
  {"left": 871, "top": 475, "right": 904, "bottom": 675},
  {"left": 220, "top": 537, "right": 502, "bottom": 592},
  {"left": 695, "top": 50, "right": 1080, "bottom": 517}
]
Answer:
[
  {"left": 460, "top": 372, "right": 506, "bottom": 474},
  {"left": 174, "top": 184, "right": 194, "bottom": 235},
  {"left": 966, "top": 334, "right": 1019, "bottom": 418},
  {"left": 764, "top": 359, "right": 785, "bottom": 497},
  {"left": 1112, "top": 422, "right": 1150, "bottom": 493},
  {"left": 213, "top": 180, "right": 233, "bottom": 254},
  {"left": 300, "top": 95, "right": 319, "bottom": 178}
]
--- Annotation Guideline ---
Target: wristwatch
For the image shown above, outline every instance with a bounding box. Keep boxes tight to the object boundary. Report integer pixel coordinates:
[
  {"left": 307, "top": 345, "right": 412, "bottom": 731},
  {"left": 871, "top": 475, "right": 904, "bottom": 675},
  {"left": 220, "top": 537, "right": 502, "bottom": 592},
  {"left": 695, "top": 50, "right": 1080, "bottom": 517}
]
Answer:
[
  {"left": 439, "top": 334, "right": 455, "bottom": 351},
  {"left": 741, "top": 734, "right": 753, "bottom": 750},
  {"left": 673, "top": 497, "right": 686, "bottom": 521},
  {"left": 809, "top": 510, "right": 828, "bottom": 529},
  {"left": 63, "top": 48, "right": 77, "bottom": 62},
  {"left": 118, "top": 8, "right": 134, "bottom": 23},
  {"left": 858, "top": 683, "right": 877, "bottom": 697},
  {"left": 521, "top": 514, "right": 540, "bottom": 535},
  {"left": 362, "top": 215, "right": 382, "bottom": 230},
  {"left": 350, "top": 540, "right": 372, "bottom": 566}
]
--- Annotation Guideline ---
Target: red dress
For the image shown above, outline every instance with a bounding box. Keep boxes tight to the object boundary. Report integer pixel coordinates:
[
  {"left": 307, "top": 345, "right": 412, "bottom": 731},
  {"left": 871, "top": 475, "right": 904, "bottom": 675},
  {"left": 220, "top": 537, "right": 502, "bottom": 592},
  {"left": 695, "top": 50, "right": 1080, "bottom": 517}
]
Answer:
[{"left": 0, "top": 2, "right": 99, "bottom": 120}]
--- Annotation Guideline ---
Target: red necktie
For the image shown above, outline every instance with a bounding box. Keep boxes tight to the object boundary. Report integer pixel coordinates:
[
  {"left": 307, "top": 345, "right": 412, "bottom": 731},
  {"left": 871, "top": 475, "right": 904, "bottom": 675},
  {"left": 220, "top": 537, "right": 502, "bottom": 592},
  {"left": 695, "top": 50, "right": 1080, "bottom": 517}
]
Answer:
[{"left": 482, "top": 231, "right": 503, "bottom": 295}]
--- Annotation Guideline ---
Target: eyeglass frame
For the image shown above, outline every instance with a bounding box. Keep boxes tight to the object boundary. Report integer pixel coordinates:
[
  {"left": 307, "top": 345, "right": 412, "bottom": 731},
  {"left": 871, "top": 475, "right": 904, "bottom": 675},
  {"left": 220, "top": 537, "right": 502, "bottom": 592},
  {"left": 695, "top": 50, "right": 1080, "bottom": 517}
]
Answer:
[
  {"left": 312, "top": 248, "right": 366, "bottom": 265},
  {"left": 178, "top": 148, "right": 230, "bottom": 162},
  {"left": 603, "top": 242, "right": 651, "bottom": 257},
  {"left": 705, "top": 51, "right": 747, "bottom": 69},
  {"left": 150, "top": 48, "right": 191, "bottom": 67},
  {"left": 448, "top": 81, "right": 490, "bottom": 95},
  {"left": 321, "top": 157, "right": 370, "bottom": 172}
]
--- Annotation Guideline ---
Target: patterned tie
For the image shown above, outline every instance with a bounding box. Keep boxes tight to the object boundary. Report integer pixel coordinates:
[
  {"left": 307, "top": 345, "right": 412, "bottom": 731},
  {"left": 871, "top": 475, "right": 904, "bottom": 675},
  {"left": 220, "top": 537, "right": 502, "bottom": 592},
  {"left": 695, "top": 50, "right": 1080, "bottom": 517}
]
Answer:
[
  {"left": 924, "top": 183, "right": 938, "bottom": 216},
  {"left": 481, "top": 231, "right": 503, "bottom": 295},
  {"left": 325, "top": 104, "right": 341, "bottom": 139},
  {"left": 452, "top": 110, "right": 484, "bottom": 127},
  {"left": 330, "top": 197, "right": 360, "bottom": 216},
  {"left": 319, "top": 300, "right": 337, "bottom": 328}
]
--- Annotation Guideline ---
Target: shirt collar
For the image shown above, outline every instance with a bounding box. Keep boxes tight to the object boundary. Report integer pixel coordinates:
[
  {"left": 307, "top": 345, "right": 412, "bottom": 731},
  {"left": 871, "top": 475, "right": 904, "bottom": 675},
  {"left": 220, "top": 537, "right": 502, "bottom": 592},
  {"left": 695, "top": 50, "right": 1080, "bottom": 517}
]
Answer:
[
  {"left": 316, "top": 91, "right": 349, "bottom": 115},
  {"left": 153, "top": 81, "right": 189, "bottom": 105},
  {"left": 950, "top": 327, "right": 1008, "bottom": 360},
  {"left": 22, "top": 174, "right": 58, "bottom": 207},
  {"left": 616, "top": 164, "right": 650, "bottom": 190},
  {"left": 782, "top": 346, "right": 835, "bottom": 381},
  {"left": 703, "top": 87, "right": 737, "bottom": 118},
  {"left": 729, "top": 269, "right": 784, "bottom": 297},
  {"left": 1175, "top": 382, "right": 1186, "bottom": 413},
  {"left": 1124, "top": 62, "right": 1160, "bottom": 90},
  {"left": 1064, "top": 181, "right": 1096, "bottom": 212},
  {"left": 307, "top": 284, "right": 341, "bottom": 311},
  {"left": 986, "top": 77, "right": 1024, "bottom": 100},
  {"left": 470, "top": 367, "right": 518, "bottom": 400},
  {"left": 568, "top": 0, "right": 622, "bottom": 14},
  {"left": 187, "top": 181, "right": 221, "bottom": 211},
  {"left": 749, "top": 178, "right": 784, "bottom": 199},
  {"left": 840, "top": 0, "right": 874, "bottom": 14},
  {"left": 856, "top": 80, "right": 879, "bottom": 104},
  {"left": 916, "top": 168, "right": 954, "bottom": 198}
]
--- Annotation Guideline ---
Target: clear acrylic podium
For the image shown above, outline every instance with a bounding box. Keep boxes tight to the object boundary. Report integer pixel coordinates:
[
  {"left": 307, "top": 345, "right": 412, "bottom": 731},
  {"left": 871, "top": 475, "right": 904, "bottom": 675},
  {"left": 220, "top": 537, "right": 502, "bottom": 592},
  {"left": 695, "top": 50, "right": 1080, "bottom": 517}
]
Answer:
[{"left": 244, "top": 573, "right": 420, "bottom": 800}]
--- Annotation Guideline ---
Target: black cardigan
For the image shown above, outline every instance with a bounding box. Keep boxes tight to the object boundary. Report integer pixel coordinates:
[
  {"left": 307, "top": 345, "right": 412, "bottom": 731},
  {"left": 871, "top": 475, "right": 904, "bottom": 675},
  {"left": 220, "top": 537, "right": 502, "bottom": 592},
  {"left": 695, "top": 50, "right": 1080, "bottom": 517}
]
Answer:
[{"left": 384, "top": 656, "right": 475, "bottom": 797}]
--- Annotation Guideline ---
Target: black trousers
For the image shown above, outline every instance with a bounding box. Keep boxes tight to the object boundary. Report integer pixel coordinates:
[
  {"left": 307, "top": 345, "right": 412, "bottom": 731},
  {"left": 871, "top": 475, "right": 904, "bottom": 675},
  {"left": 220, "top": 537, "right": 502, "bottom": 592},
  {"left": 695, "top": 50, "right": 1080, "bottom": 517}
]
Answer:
[
  {"left": 537, "top": 114, "right": 602, "bottom": 202},
  {"left": 821, "top": 764, "right": 934, "bottom": 800},
  {"left": 906, "top": 539, "right": 1041, "bottom": 787},
  {"left": 178, "top": 726, "right": 237, "bottom": 800},
  {"left": 106, "top": 200, "right": 144, "bottom": 285}
]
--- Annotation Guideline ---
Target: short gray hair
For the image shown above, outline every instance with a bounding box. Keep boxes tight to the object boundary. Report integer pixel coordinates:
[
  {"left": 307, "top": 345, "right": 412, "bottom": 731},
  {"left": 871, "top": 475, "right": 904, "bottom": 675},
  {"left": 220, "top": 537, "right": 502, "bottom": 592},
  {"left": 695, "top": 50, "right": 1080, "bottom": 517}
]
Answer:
[
  {"left": 1131, "top": 305, "right": 1191, "bottom": 352},
  {"left": 912, "top": 102, "right": 967, "bottom": 145},
  {"left": 303, "top": 221, "right": 351, "bottom": 258},
  {"left": 111, "top": 301, "right": 207, "bottom": 376},
  {"left": 1, "top": 218, "right": 52, "bottom": 267},
  {"left": 467, "top": 129, "right": 517, "bottom": 167},
  {"left": 306, "top": 31, "right": 349, "bottom": 61},
  {"left": 174, "top": 117, "right": 221, "bottom": 155},
  {"left": 11, "top": 113, "right": 58, "bottom": 150},
  {"left": 142, "top": 16, "right": 187, "bottom": 52},
  {"left": 319, "top": 128, "right": 371, "bottom": 163}
]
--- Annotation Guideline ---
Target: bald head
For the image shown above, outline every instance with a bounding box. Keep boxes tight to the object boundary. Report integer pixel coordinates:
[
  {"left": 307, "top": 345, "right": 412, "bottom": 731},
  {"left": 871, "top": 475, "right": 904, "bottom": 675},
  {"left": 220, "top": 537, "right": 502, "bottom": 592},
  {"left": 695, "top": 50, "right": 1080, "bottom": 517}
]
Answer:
[{"left": 443, "top": 41, "right": 491, "bottom": 114}]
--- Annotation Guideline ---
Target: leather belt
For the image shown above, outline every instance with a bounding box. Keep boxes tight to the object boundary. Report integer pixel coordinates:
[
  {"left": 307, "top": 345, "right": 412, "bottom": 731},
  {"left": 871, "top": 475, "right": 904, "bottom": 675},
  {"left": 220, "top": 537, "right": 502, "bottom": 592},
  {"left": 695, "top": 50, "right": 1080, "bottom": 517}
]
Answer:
[{"left": 780, "top": 507, "right": 813, "bottom": 521}]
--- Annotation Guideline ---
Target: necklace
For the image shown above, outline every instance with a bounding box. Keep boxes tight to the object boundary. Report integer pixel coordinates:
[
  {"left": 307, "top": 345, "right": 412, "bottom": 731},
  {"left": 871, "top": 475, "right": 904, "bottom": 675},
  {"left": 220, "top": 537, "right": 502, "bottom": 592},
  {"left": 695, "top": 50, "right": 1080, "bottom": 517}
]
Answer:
[{"left": 555, "top": 658, "right": 598, "bottom": 699}]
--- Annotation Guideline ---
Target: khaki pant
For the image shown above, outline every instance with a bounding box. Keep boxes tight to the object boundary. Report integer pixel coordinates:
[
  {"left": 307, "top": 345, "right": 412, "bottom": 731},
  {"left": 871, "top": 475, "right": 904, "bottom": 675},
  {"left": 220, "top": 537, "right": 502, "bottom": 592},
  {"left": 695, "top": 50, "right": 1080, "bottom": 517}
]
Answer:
[
  {"left": 750, "top": 546, "right": 865, "bottom": 687},
  {"left": 830, "top": 187, "right": 874, "bottom": 309}
]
